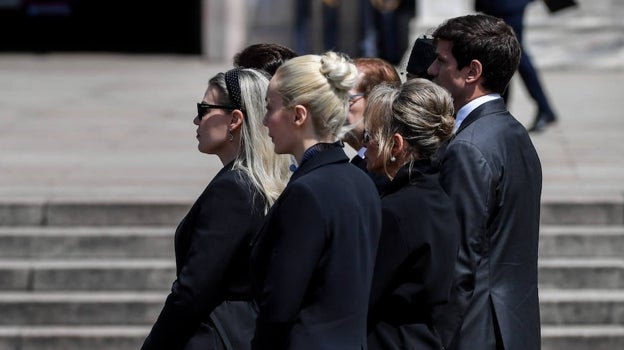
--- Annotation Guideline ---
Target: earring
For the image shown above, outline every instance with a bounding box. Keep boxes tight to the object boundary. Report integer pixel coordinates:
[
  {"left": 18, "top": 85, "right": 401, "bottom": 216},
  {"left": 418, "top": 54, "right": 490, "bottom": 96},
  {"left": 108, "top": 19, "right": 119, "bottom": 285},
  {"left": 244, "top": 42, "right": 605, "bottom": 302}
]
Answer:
[
  {"left": 390, "top": 156, "right": 396, "bottom": 162},
  {"left": 228, "top": 130, "right": 234, "bottom": 142}
]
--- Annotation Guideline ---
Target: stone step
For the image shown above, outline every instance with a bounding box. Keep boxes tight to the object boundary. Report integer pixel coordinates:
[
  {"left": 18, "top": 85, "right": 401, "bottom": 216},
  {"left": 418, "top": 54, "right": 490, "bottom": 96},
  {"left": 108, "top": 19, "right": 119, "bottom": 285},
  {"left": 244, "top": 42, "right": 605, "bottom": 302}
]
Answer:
[
  {"left": 539, "top": 258, "right": 624, "bottom": 289},
  {"left": 0, "top": 200, "right": 190, "bottom": 227},
  {"left": 0, "top": 289, "right": 621, "bottom": 326},
  {"left": 0, "top": 227, "right": 174, "bottom": 259},
  {"left": 0, "top": 258, "right": 620, "bottom": 291},
  {"left": 2, "top": 196, "right": 623, "bottom": 226},
  {"left": 539, "top": 225, "right": 624, "bottom": 258},
  {"left": 0, "top": 291, "right": 165, "bottom": 326},
  {"left": 0, "top": 325, "right": 621, "bottom": 350},
  {"left": 0, "top": 260, "right": 174, "bottom": 291},
  {"left": 1, "top": 225, "right": 621, "bottom": 260},
  {"left": 541, "top": 325, "right": 624, "bottom": 350},
  {"left": 540, "top": 197, "right": 624, "bottom": 225},
  {"left": 0, "top": 326, "right": 149, "bottom": 350},
  {"left": 540, "top": 289, "right": 624, "bottom": 325}
]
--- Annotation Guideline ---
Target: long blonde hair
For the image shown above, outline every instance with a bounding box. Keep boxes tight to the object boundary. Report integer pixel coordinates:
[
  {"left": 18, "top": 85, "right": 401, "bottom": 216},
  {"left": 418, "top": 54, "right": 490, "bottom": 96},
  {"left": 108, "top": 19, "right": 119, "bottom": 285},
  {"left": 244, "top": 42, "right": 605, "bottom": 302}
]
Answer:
[{"left": 210, "top": 68, "right": 290, "bottom": 212}]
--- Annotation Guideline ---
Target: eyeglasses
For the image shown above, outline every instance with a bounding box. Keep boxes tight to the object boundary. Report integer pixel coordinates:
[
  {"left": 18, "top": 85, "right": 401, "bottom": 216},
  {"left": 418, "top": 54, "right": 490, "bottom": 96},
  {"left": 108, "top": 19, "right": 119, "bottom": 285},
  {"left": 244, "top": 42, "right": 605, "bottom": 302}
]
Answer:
[
  {"left": 348, "top": 93, "right": 365, "bottom": 106},
  {"left": 196, "top": 102, "right": 236, "bottom": 120}
]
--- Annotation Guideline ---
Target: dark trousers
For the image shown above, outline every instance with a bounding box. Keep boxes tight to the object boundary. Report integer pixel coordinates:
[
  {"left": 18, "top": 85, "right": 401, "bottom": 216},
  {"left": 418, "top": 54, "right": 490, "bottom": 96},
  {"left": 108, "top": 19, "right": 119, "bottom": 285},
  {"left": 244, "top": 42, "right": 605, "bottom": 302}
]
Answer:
[{"left": 501, "top": 6, "right": 554, "bottom": 116}]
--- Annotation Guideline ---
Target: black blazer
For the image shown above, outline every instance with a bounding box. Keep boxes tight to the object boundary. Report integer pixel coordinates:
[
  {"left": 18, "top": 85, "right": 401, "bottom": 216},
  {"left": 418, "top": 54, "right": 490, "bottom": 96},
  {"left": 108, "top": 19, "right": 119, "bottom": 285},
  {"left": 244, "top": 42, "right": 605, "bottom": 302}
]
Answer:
[
  {"left": 433, "top": 98, "right": 542, "bottom": 350},
  {"left": 142, "top": 162, "right": 265, "bottom": 350},
  {"left": 351, "top": 154, "right": 391, "bottom": 194},
  {"left": 251, "top": 146, "right": 382, "bottom": 350},
  {"left": 367, "top": 160, "right": 460, "bottom": 350}
]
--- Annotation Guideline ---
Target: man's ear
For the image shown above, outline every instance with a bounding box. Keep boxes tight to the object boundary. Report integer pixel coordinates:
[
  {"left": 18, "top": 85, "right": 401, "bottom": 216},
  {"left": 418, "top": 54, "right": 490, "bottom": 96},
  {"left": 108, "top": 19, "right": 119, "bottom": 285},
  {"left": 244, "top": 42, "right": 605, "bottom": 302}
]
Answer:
[
  {"left": 229, "top": 109, "right": 244, "bottom": 132},
  {"left": 293, "top": 105, "right": 308, "bottom": 126},
  {"left": 466, "top": 59, "right": 483, "bottom": 83}
]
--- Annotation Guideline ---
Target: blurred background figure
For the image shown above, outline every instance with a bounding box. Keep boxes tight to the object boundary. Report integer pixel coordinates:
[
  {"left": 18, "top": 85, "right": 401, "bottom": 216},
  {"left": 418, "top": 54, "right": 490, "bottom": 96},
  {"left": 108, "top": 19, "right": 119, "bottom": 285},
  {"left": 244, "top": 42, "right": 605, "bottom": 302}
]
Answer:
[
  {"left": 475, "top": 0, "right": 558, "bottom": 132},
  {"left": 294, "top": 0, "right": 340, "bottom": 54},
  {"left": 370, "top": 0, "right": 416, "bottom": 64}
]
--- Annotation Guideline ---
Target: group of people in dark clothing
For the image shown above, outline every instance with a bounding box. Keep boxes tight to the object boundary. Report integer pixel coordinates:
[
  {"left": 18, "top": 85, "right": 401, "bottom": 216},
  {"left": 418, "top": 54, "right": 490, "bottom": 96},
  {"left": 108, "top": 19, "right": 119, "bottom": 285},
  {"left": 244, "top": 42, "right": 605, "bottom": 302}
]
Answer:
[{"left": 141, "top": 11, "right": 543, "bottom": 350}]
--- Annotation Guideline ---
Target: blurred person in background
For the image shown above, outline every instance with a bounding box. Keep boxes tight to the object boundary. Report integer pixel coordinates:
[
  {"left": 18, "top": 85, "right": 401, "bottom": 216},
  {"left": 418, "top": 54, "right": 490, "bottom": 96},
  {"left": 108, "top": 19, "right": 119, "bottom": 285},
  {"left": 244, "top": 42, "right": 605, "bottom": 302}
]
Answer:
[{"left": 475, "top": 0, "right": 558, "bottom": 132}]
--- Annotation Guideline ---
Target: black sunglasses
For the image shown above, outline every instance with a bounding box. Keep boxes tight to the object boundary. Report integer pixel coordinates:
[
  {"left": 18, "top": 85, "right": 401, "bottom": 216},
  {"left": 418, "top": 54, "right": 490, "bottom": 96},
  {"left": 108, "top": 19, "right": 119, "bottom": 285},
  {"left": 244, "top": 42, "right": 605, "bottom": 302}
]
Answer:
[{"left": 196, "top": 102, "right": 236, "bottom": 120}]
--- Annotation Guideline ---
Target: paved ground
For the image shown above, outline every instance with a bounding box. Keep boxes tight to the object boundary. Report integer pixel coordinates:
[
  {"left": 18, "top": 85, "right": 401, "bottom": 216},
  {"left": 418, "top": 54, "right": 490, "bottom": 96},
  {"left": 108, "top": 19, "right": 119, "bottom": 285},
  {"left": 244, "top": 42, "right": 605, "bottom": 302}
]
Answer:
[{"left": 0, "top": 53, "right": 623, "bottom": 205}]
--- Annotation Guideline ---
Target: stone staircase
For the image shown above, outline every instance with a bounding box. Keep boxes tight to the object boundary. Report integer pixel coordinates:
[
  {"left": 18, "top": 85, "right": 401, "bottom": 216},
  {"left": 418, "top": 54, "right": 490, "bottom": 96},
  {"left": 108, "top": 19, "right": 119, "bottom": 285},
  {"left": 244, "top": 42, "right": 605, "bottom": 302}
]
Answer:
[
  {"left": 0, "top": 201, "right": 187, "bottom": 350},
  {"left": 0, "top": 198, "right": 623, "bottom": 349},
  {"left": 539, "top": 199, "right": 624, "bottom": 350}
]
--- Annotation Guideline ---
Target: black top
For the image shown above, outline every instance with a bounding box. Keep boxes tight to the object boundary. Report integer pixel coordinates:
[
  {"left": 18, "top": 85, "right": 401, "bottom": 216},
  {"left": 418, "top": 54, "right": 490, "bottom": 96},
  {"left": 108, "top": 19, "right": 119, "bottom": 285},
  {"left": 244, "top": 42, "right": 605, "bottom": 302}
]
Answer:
[
  {"left": 367, "top": 160, "right": 460, "bottom": 350},
  {"left": 251, "top": 145, "right": 382, "bottom": 350},
  {"left": 142, "top": 161, "right": 265, "bottom": 350}
]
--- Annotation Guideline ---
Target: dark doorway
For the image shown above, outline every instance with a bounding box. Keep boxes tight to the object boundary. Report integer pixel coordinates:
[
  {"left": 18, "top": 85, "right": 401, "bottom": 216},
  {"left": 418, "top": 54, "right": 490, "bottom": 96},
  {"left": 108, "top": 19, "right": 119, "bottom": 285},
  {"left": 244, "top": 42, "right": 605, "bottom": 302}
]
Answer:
[{"left": 0, "top": 0, "right": 202, "bottom": 54}]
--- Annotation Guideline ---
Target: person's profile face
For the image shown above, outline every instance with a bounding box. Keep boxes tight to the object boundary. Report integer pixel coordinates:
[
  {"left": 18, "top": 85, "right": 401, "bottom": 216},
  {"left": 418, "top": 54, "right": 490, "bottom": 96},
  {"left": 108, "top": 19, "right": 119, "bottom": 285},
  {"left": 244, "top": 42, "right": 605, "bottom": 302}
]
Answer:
[
  {"left": 428, "top": 40, "right": 464, "bottom": 101},
  {"left": 344, "top": 89, "right": 366, "bottom": 147},
  {"left": 194, "top": 86, "right": 233, "bottom": 156},
  {"left": 263, "top": 78, "right": 296, "bottom": 155}
]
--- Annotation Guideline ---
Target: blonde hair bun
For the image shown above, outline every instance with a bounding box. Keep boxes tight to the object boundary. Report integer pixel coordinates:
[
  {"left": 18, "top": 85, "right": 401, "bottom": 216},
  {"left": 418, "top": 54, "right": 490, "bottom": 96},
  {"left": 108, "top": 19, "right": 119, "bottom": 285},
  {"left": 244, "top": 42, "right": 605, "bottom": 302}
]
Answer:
[{"left": 319, "top": 51, "right": 358, "bottom": 92}]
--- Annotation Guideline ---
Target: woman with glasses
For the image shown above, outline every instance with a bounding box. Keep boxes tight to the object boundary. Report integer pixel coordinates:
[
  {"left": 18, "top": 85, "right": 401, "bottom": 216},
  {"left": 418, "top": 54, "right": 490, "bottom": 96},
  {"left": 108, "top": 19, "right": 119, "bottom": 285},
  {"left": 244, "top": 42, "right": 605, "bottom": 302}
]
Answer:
[
  {"left": 250, "top": 51, "right": 382, "bottom": 350},
  {"left": 142, "top": 67, "right": 291, "bottom": 350},
  {"left": 363, "top": 78, "right": 461, "bottom": 350},
  {"left": 343, "top": 57, "right": 400, "bottom": 193}
]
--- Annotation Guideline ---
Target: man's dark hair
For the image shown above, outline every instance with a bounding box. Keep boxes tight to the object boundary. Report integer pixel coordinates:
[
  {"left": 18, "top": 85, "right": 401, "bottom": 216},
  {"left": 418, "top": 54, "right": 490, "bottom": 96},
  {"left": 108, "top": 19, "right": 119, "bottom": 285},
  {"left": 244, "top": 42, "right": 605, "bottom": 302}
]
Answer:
[
  {"left": 233, "top": 43, "right": 298, "bottom": 77},
  {"left": 432, "top": 14, "right": 520, "bottom": 94}
]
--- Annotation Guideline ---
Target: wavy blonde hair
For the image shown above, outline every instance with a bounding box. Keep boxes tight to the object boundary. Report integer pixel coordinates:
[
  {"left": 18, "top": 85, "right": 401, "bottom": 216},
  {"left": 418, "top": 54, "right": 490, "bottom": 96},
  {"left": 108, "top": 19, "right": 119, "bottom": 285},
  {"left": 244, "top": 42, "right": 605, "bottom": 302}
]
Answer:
[{"left": 273, "top": 51, "right": 358, "bottom": 141}]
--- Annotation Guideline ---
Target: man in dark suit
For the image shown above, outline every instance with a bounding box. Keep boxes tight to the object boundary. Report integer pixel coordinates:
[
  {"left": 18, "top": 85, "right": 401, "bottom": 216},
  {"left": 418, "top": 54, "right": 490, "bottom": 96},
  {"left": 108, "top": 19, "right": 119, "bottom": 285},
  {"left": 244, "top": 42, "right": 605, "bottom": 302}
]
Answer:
[
  {"left": 475, "top": 0, "right": 558, "bottom": 132},
  {"left": 426, "top": 14, "right": 543, "bottom": 350}
]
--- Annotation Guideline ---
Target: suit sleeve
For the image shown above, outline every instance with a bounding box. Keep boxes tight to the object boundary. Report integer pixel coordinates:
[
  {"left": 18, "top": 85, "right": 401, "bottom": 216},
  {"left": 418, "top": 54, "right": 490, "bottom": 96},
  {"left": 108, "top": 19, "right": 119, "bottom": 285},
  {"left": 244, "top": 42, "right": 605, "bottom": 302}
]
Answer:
[
  {"left": 435, "top": 139, "right": 495, "bottom": 344},
  {"left": 142, "top": 175, "right": 256, "bottom": 350},
  {"left": 252, "top": 183, "right": 327, "bottom": 350}
]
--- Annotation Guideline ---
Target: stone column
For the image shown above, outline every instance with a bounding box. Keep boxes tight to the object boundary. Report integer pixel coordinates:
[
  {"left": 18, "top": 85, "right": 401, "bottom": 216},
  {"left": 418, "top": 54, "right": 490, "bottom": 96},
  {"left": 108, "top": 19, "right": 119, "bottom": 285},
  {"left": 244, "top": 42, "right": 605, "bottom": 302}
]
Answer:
[
  {"left": 202, "top": 0, "right": 248, "bottom": 61},
  {"left": 414, "top": 0, "right": 471, "bottom": 36}
]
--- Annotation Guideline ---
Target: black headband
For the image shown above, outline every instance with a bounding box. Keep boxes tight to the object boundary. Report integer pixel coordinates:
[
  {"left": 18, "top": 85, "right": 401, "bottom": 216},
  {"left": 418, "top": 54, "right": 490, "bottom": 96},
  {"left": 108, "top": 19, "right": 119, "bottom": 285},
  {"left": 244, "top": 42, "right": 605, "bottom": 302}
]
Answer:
[{"left": 224, "top": 68, "right": 244, "bottom": 112}]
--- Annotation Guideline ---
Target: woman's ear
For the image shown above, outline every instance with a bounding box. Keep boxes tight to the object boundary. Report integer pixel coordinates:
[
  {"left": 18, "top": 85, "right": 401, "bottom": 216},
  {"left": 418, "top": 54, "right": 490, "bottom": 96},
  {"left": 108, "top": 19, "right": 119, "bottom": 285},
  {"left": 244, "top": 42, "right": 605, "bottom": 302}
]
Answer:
[
  {"left": 229, "top": 109, "right": 244, "bottom": 132},
  {"left": 293, "top": 105, "right": 308, "bottom": 126},
  {"left": 391, "top": 132, "right": 405, "bottom": 157}
]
